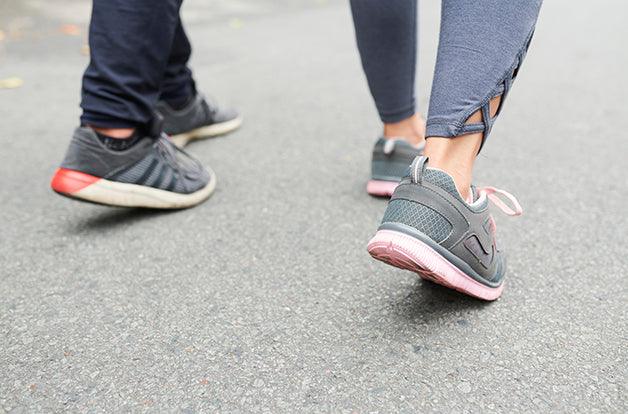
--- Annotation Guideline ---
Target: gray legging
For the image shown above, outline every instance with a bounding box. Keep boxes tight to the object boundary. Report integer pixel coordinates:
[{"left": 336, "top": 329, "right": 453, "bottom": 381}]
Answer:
[{"left": 350, "top": 0, "right": 542, "bottom": 147}]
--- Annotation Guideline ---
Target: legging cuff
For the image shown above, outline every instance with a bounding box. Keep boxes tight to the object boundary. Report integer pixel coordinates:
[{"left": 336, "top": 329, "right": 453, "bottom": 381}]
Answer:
[
  {"left": 425, "top": 122, "right": 460, "bottom": 138},
  {"left": 425, "top": 120, "right": 489, "bottom": 139},
  {"left": 378, "top": 104, "right": 416, "bottom": 124}
]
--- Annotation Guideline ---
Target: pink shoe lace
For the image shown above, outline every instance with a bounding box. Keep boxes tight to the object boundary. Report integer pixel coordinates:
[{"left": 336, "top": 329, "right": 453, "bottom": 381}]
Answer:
[{"left": 476, "top": 186, "right": 523, "bottom": 216}]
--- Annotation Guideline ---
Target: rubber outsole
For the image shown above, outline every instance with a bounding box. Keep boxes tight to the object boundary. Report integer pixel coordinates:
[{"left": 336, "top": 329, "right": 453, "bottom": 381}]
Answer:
[
  {"left": 367, "top": 229, "right": 504, "bottom": 301},
  {"left": 170, "top": 116, "right": 243, "bottom": 147},
  {"left": 51, "top": 167, "right": 217, "bottom": 209},
  {"left": 366, "top": 180, "right": 399, "bottom": 197}
]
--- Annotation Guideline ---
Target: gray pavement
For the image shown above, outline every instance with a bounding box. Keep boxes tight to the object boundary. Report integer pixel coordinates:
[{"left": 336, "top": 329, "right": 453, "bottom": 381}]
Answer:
[{"left": 1, "top": 0, "right": 627, "bottom": 412}]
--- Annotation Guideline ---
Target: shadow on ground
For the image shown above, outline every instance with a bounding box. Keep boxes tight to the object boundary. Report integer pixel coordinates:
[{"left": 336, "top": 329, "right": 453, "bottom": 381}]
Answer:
[
  {"left": 390, "top": 278, "right": 492, "bottom": 324},
  {"left": 67, "top": 207, "right": 176, "bottom": 235}
]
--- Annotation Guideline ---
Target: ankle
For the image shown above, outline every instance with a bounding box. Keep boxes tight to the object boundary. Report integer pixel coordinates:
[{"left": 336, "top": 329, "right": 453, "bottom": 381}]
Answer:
[
  {"left": 383, "top": 114, "right": 426, "bottom": 146},
  {"left": 90, "top": 126, "right": 136, "bottom": 139},
  {"left": 424, "top": 134, "right": 482, "bottom": 201}
]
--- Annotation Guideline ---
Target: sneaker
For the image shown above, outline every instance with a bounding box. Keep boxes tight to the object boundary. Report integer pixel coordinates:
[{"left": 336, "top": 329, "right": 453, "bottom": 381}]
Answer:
[
  {"left": 367, "top": 137, "right": 424, "bottom": 197},
  {"left": 50, "top": 127, "right": 216, "bottom": 209},
  {"left": 366, "top": 156, "right": 522, "bottom": 300},
  {"left": 156, "top": 94, "right": 242, "bottom": 147}
]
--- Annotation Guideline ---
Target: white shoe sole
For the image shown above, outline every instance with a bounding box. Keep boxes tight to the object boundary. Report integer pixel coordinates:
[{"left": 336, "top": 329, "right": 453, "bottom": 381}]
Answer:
[{"left": 170, "top": 116, "right": 243, "bottom": 147}]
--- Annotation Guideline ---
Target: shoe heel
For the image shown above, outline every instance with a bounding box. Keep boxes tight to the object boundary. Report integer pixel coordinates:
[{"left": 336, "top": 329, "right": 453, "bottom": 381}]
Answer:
[
  {"left": 50, "top": 168, "right": 100, "bottom": 195},
  {"left": 367, "top": 229, "right": 504, "bottom": 301}
]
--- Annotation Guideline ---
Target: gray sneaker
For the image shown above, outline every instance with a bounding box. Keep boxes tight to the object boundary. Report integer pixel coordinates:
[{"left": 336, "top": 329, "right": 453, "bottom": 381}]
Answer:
[
  {"left": 156, "top": 94, "right": 242, "bottom": 147},
  {"left": 51, "top": 127, "right": 216, "bottom": 209},
  {"left": 367, "top": 156, "right": 522, "bottom": 300},
  {"left": 368, "top": 137, "right": 424, "bottom": 197}
]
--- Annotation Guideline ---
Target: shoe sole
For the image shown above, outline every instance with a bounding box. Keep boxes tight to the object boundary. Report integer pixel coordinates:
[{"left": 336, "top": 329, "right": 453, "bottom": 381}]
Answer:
[
  {"left": 170, "top": 116, "right": 243, "bottom": 147},
  {"left": 50, "top": 167, "right": 217, "bottom": 209},
  {"left": 366, "top": 180, "right": 399, "bottom": 197},
  {"left": 367, "top": 229, "right": 504, "bottom": 301}
]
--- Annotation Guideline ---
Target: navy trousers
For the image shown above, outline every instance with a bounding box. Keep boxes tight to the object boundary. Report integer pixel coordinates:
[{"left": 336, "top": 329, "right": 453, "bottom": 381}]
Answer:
[{"left": 80, "top": 0, "right": 196, "bottom": 129}]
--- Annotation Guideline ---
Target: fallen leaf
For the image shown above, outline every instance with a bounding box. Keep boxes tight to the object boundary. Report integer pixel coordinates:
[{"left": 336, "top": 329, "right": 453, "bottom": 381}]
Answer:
[
  {"left": 0, "top": 77, "right": 23, "bottom": 89},
  {"left": 8, "top": 29, "right": 24, "bottom": 40},
  {"left": 229, "top": 18, "right": 243, "bottom": 29},
  {"left": 60, "top": 24, "right": 81, "bottom": 36}
]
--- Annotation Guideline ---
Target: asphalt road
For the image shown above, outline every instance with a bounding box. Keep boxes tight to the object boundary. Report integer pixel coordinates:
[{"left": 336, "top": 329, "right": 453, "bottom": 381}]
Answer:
[{"left": 1, "top": 0, "right": 626, "bottom": 412}]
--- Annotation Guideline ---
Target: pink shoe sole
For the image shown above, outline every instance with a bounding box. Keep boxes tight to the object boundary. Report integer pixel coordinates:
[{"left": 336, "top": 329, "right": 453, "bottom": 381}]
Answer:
[
  {"left": 367, "top": 229, "right": 504, "bottom": 301},
  {"left": 367, "top": 180, "right": 399, "bottom": 197}
]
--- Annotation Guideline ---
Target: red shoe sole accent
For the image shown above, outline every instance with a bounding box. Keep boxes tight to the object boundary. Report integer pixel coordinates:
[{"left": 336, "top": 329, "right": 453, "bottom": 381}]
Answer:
[{"left": 50, "top": 168, "right": 100, "bottom": 194}]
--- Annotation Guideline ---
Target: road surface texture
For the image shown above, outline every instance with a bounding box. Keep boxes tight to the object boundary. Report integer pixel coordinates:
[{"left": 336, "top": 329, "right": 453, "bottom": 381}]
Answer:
[{"left": 1, "top": 0, "right": 626, "bottom": 412}]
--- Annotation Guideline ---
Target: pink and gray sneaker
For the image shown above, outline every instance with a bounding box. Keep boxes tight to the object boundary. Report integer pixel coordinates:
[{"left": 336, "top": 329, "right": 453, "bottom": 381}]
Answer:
[
  {"left": 367, "top": 156, "right": 522, "bottom": 300},
  {"left": 367, "top": 137, "right": 424, "bottom": 197}
]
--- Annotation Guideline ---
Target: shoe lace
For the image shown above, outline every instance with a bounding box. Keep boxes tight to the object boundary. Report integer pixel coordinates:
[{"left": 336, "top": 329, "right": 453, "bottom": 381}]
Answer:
[
  {"left": 157, "top": 134, "right": 189, "bottom": 173},
  {"left": 476, "top": 186, "right": 523, "bottom": 216}
]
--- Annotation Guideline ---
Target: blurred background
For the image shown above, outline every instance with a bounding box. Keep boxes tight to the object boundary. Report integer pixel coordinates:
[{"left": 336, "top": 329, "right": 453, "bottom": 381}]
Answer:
[{"left": 1, "top": 1, "right": 626, "bottom": 412}]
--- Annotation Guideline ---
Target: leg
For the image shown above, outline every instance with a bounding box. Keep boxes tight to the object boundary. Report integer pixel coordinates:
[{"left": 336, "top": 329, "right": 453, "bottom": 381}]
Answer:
[
  {"left": 367, "top": 0, "right": 540, "bottom": 300},
  {"left": 350, "top": 0, "right": 424, "bottom": 144},
  {"left": 80, "top": 0, "right": 183, "bottom": 133},
  {"left": 52, "top": 0, "right": 216, "bottom": 209},
  {"left": 424, "top": 0, "right": 542, "bottom": 199},
  {"left": 159, "top": 18, "right": 196, "bottom": 108},
  {"left": 153, "top": 15, "right": 243, "bottom": 147}
]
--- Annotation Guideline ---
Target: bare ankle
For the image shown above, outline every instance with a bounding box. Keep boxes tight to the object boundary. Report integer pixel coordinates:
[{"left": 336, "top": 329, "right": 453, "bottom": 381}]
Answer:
[
  {"left": 422, "top": 96, "right": 504, "bottom": 200},
  {"left": 383, "top": 114, "right": 426, "bottom": 146},
  {"left": 90, "top": 126, "right": 136, "bottom": 139},
  {"left": 423, "top": 134, "right": 482, "bottom": 201}
]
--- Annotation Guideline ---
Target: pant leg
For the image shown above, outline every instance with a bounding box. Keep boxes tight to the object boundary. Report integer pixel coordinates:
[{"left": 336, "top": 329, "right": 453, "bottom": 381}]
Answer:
[
  {"left": 426, "top": 0, "right": 542, "bottom": 148},
  {"left": 350, "top": 0, "right": 418, "bottom": 123},
  {"left": 159, "top": 18, "right": 196, "bottom": 104},
  {"left": 80, "top": 0, "right": 183, "bottom": 129}
]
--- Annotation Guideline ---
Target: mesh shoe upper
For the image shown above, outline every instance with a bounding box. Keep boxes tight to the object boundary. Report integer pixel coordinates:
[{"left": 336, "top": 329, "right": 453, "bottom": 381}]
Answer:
[
  {"left": 371, "top": 138, "right": 424, "bottom": 182},
  {"left": 60, "top": 127, "right": 210, "bottom": 194},
  {"left": 382, "top": 199, "right": 453, "bottom": 243},
  {"left": 156, "top": 94, "right": 239, "bottom": 136}
]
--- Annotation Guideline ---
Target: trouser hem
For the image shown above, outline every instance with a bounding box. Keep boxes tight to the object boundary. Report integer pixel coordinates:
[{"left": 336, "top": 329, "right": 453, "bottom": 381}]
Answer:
[
  {"left": 379, "top": 105, "right": 416, "bottom": 124},
  {"left": 80, "top": 113, "right": 141, "bottom": 129}
]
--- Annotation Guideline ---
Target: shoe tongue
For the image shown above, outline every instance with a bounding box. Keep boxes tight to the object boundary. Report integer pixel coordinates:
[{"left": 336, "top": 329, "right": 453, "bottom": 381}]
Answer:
[{"left": 378, "top": 137, "right": 425, "bottom": 154}]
